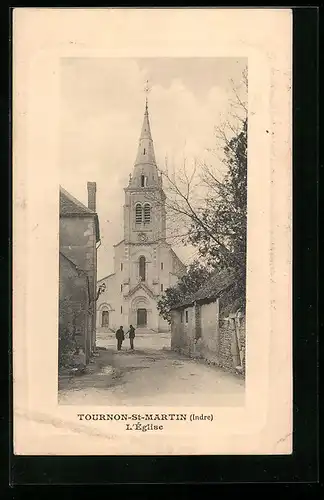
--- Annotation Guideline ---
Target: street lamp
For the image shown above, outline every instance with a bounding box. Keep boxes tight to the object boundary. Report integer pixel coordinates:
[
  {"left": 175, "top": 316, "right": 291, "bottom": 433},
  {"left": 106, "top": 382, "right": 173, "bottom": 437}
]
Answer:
[{"left": 96, "top": 282, "right": 106, "bottom": 301}]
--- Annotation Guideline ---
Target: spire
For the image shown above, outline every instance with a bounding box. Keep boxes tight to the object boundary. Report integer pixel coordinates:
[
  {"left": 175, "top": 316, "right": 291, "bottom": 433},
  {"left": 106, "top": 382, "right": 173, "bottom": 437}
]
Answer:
[
  {"left": 127, "top": 81, "right": 162, "bottom": 190},
  {"left": 134, "top": 82, "right": 156, "bottom": 168},
  {"left": 144, "top": 79, "right": 150, "bottom": 113}
]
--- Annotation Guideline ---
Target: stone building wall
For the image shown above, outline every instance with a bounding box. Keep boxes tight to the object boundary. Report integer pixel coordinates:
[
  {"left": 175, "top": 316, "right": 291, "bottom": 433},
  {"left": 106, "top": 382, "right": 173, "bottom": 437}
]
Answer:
[
  {"left": 171, "top": 298, "right": 246, "bottom": 377},
  {"left": 58, "top": 254, "right": 89, "bottom": 368},
  {"left": 59, "top": 215, "right": 97, "bottom": 353},
  {"left": 171, "top": 306, "right": 195, "bottom": 356}
]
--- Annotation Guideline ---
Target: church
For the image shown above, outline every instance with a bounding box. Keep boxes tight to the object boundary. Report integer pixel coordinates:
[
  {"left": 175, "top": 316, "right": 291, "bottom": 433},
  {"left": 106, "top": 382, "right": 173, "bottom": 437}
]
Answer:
[{"left": 96, "top": 97, "right": 186, "bottom": 333}]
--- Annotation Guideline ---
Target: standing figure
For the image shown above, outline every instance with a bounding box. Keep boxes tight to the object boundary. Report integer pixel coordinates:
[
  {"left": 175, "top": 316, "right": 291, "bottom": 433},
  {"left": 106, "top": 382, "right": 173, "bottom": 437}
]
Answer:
[
  {"left": 115, "top": 326, "right": 124, "bottom": 351},
  {"left": 127, "top": 324, "right": 136, "bottom": 350}
]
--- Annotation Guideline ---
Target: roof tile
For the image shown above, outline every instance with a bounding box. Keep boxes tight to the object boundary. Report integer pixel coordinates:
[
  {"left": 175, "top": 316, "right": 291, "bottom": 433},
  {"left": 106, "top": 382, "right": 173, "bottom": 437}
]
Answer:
[
  {"left": 59, "top": 186, "right": 94, "bottom": 216},
  {"left": 172, "top": 268, "right": 237, "bottom": 309}
]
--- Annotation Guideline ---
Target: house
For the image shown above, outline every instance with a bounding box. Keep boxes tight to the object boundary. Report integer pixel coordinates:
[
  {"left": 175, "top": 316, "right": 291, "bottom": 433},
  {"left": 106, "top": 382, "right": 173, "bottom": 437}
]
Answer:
[
  {"left": 170, "top": 269, "right": 246, "bottom": 376},
  {"left": 59, "top": 182, "right": 100, "bottom": 366},
  {"left": 96, "top": 98, "right": 185, "bottom": 333}
]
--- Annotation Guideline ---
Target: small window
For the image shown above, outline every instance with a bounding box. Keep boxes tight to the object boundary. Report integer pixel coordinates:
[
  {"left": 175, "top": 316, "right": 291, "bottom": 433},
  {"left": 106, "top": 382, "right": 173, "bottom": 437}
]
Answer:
[
  {"left": 120, "top": 263, "right": 123, "bottom": 271},
  {"left": 180, "top": 311, "right": 183, "bottom": 323},
  {"left": 185, "top": 310, "right": 189, "bottom": 323},
  {"left": 141, "top": 175, "right": 148, "bottom": 187},
  {"left": 143, "top": 148, "right": 146, "bottom": 155},
  {"left": 160, "top": 284, "right": 163, "bottom": 292},
  {"left": 121, "top": 306, "right": 123, "bottom": 314},
  {"left": 120, "top": 284, "right": 123, "bottom": 292},
  {"left": 139, "top": 256, "right": 146, "bottom": 281},
  {"left": 161, "top": 262, "right": 163, "bottom": 270}
]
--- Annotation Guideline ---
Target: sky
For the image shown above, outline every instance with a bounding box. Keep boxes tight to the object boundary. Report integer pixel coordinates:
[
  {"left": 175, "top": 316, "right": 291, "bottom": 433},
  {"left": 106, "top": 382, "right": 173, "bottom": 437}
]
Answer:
[{"left": 59, "top": 57, "right": 247, "bottom": 280}]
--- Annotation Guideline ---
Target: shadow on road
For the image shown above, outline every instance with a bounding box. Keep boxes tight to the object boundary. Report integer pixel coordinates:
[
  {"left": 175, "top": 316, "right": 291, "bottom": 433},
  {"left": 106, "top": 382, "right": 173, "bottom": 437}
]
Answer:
[{"left": 58, "top": 346, "right": 172, "bottom": 393}]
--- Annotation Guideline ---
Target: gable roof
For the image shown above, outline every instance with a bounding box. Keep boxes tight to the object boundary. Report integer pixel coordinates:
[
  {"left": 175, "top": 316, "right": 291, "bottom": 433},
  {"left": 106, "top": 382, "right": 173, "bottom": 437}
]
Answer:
[
  {"left": 97, "top": 273, "right": 115, "bottom": 283},
  {"left": 170, "top": 248, "right": 186, "bottom": 267},
  {"left": 59, "top": 186, "right": 100, "bottom": 242},
  {"left": 171, "top": 268, "right": 237, "bottom": 309},
  {"left": 113, "top": 239, "right": 125, "bottom": 248},
  {"left": 60, "top": 186, "right": 94, "bottom": 215},
  {"left": 59, "top": 251, "right": 87, "bottom": 276},
  {"left": 124, "top": 280, "right": 155, "bottom": 299}
]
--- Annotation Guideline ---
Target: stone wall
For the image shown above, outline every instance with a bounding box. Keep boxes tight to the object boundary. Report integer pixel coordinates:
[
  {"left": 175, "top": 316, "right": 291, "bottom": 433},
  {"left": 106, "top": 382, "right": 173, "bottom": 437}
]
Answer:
[
  {"left": 201, "top": 302, "right": 219, "bottom": 352},
  {"left": 217, "top": 285, "right": 245, "bottom": 374},
  {"left": 238, "top": 316, "right": 246, "bottom": 374},
  {"left": 59, "top": 254, "right": 89, "bottom": 368},
  {"left": 171, "top": 306, "right": 195, "bottom": 356},
  {"left": 170, "top": 310, "right": 181, "bottom": 350},
  {"left": 218, "top": 319, "right": 233, "bottom": 372},
  {"left": 195, "top": 304, "right": 202, "bottom": 340},
  {"left": 218, "top": 315, "right": 246, "bottom": 375},
  {"left": 171, "top": 299, "right": 246, "bottom": 377},
  {"left": 59, "top": 215, "right": 97, "bottom": 354}
]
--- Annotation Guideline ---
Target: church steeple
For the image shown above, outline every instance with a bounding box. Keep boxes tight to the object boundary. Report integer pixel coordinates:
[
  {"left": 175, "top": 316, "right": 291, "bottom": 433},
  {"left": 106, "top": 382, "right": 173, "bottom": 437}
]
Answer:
[
  {"left": 134, "top": 98, "right": 157, "bottom": 168},
  {"left": 129, "top": 83, "right": 161, "bottom": 189},
  {"left": 124, "top": 87, "right": 166, "bottom": 244}
]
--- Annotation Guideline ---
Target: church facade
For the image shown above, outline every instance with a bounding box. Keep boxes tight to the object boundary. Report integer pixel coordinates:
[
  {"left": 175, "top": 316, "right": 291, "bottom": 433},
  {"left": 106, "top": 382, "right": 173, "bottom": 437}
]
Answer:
[{"left": 96, "top": 100, "right": 186, "bottom": 333}]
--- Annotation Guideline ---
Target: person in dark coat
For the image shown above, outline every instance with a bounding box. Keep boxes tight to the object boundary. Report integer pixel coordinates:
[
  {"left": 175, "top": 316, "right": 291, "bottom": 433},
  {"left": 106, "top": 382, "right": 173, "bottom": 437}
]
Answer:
[
  {"left": 115, "top": 326, "right": 124, "bottom": 351},
  {"left": 127, "top": 324, "right": 136, "bottom": 350}
]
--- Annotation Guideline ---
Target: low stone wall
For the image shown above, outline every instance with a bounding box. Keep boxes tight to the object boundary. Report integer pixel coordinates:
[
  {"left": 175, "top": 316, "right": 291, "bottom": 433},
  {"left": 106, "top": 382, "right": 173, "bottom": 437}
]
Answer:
[
  {"left": 171, "top": 307, "right": 246, "bottom": 377},
  {"left": 239, "top": 319, "right": 246, "bottom": 374},
  {"left": 218, "top": 319, "right": 234, "bottom": 372},
  {"left": 218, "top": 316, "right": 245, "bottom": 375}
]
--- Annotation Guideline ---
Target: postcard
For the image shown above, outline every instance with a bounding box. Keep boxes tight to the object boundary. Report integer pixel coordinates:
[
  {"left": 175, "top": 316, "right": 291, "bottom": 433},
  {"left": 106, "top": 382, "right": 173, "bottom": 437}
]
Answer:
[{"left": 13, "top": 8, "right": 292, "bottom": 455}]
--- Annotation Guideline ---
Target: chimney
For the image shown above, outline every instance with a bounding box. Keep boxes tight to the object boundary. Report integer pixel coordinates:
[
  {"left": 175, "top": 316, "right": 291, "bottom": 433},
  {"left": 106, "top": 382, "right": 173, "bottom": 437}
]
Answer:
[{"left": 87, "top": 182, "right": 96, "bottom": 212}]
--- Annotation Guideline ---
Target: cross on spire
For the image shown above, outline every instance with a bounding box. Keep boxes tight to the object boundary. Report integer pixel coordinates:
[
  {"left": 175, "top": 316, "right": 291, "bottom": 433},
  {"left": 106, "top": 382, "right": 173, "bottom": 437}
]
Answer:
[
  {"left": 144, "top": 79, "right": 151, "bottom": 111},
  {"left": 144, "top": 79, "right": 151, "bottom": 94}
]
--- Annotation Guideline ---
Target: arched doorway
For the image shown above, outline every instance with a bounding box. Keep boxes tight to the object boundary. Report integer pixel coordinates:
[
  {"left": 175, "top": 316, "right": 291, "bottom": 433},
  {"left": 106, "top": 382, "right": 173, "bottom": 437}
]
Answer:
[
  {"left": 137, "top": 308, "right": 147, "bottom": 327},
  {"left": 101, "top": 310, "right": 109, "bottom": 327},
  {"left": 97, "top": 302, "right": 112, "bottom": 332},
  {"left": 131, "top": 296, "right": 150, "bottom": 329}
]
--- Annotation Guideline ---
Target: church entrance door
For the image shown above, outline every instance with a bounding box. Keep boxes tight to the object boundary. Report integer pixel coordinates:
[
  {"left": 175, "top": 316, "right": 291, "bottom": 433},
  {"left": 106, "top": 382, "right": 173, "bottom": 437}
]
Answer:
[{"left": 137, "top": 308, "right": 147, "bottom": 327}]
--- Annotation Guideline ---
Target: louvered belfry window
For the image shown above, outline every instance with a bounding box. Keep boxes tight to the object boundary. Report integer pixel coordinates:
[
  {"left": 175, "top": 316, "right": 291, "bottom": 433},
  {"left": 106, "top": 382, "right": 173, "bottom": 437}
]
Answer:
[
  {"left": 144, "top": 203, "right": 151, "bottom": 224},
  {"left": 135, "top": 203, "right": 142, "bottom": 223}
]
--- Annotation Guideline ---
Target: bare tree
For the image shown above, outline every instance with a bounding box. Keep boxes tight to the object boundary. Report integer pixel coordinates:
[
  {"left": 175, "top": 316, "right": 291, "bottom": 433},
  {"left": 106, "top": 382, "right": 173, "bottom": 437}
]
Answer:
[{"left": 145, "top": 66, "right": 248, "bottom": 281}]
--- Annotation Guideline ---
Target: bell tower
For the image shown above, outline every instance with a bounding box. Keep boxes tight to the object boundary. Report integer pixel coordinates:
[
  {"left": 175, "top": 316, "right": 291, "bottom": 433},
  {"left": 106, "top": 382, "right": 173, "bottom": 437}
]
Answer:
[
  {"left": 97, "top": 82, "right": 186, "bottom": 333},
  {"left": 123, "top": 86, "right": 166, "bottom": 246}
]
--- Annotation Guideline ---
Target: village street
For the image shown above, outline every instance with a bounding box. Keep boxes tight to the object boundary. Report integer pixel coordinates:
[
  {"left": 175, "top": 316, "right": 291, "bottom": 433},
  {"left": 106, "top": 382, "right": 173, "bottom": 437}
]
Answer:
[{"left": 58, "top": 332, "right": 245, "bottom": 406}]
